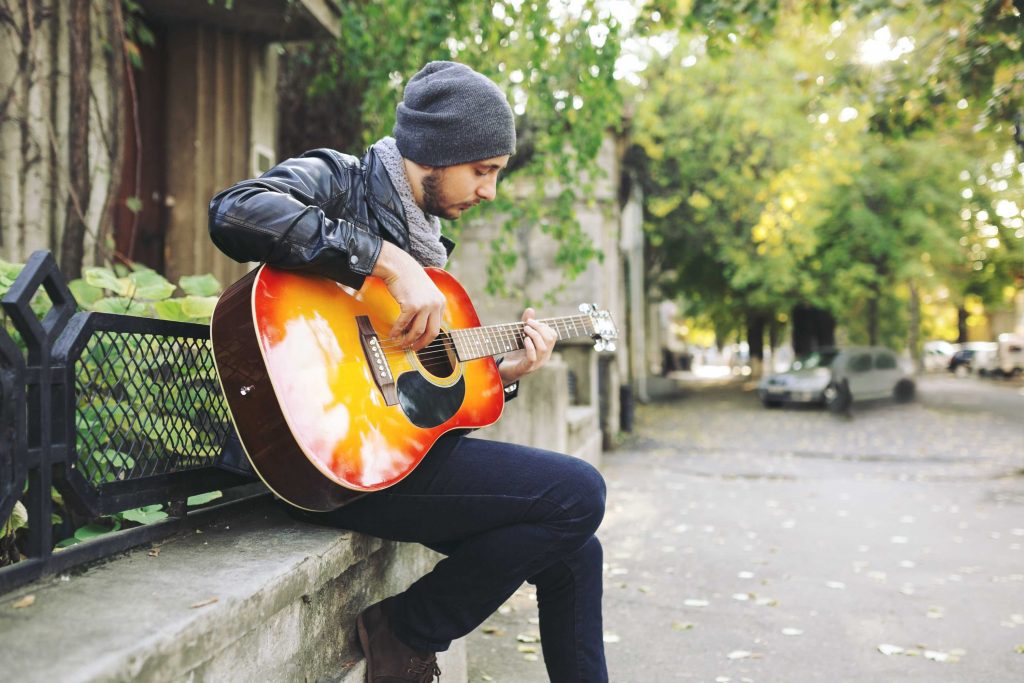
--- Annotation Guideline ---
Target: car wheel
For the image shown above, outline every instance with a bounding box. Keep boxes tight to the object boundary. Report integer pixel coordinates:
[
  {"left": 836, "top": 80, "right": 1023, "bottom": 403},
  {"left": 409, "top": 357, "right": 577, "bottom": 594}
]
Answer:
[
  {"left": 893, "top": 378, "right": 915, "bottom": 403},
  {"left": 761, "top": 397, "right": 783, "bottom": 408},
  {"left": 825, "top": 380, "right": 851, "bottom": 414}
]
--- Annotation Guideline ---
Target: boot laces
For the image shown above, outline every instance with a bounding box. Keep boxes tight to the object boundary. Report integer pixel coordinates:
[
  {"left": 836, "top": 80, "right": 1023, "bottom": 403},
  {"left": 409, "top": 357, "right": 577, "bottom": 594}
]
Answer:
[{"left": 406, "top": 655, "right": 441, "bottom": 681}]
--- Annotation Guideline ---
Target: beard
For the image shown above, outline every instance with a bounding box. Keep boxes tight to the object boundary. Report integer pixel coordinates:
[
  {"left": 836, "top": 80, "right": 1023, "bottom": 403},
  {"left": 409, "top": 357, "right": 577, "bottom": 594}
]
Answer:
[{"left": 421, "top": 169, "right": 458, "bottom": 220}]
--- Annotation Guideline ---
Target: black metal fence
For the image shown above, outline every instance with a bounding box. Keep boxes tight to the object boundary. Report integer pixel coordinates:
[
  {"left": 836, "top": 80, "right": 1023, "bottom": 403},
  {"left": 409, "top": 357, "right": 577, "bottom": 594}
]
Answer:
[{"left": 1, "top": 251, "right": 263, "bottom": 594}]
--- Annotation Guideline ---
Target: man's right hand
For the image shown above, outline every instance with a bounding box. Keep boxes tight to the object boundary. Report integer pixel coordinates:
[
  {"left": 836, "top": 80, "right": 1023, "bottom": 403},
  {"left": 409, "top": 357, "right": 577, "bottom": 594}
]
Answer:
[{"left": 372, "top": 241, "right": 446, "bottom": 351}]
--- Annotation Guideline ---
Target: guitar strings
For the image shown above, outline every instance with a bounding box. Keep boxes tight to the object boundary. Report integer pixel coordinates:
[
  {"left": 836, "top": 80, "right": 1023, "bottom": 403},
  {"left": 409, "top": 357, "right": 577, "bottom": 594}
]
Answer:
[
  {"left": 373, "top": 320, "right": 596, "bottom": 363},
  {"left": 373, "top": 316, "right": 595, "bottom": 352},
  {"left": 372, "top": 318, "right": 599, "bottom": 364}
]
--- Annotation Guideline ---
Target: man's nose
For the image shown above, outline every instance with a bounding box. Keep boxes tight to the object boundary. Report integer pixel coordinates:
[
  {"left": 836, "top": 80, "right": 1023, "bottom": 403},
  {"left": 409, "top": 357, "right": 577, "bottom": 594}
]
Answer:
[{"left": 476, "top": 176, "right": 498, "bottom": 201}]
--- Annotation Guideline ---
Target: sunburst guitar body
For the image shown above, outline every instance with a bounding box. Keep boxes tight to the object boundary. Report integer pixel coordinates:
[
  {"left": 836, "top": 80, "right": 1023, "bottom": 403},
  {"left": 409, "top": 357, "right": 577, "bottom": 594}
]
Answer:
[{"left": 210, "top": 265, "right": 617, "bottom": 511}]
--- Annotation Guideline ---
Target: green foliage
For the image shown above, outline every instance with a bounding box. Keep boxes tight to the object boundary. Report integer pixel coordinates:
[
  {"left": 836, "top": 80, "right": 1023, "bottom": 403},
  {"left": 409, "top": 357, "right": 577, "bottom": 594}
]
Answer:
[
  {"left": 0, "top": 258, "right": 227, "bottom": 558},
  {"left": 77, "top": 264, "right": 220, "bottom": 323},
  {"left": 633, "top": 25, "right": 823, "bottom": 332},
  {"left": 632, "top": 2, "right": 1022, "bottom": 349},
  {"left": 278, "top": 0, "right": 623, "bottom": 298}
]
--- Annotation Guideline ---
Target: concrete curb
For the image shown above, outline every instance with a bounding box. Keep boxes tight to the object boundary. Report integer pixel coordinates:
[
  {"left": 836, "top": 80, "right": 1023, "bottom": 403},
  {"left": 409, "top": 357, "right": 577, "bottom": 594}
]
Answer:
[{"left": 0, "top": 499, "right": 465, "bottom": 682}]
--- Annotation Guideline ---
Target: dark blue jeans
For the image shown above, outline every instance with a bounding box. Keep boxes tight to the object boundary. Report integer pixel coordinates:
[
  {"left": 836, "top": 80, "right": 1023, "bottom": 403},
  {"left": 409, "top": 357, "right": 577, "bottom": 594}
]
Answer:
[{"left": 296, "top": 433, "right": 608, "bottom": 682}]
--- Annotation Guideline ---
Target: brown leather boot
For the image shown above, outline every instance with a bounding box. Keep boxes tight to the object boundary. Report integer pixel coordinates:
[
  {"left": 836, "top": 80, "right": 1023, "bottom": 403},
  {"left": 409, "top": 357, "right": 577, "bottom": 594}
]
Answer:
[{"left": 356, "top": 599, "right": 441, "bottom": 682}]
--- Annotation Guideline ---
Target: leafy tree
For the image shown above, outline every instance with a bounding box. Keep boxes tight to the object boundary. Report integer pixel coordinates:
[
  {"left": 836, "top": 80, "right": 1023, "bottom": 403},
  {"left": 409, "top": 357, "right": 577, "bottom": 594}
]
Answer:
[
  {"left": 631, "top": 22, "right": 838, "bottom": 355},
  {"left": 630, "top": 1, "right": 1022, "bottom": 357},
  {"left": 810, "top": 134, "right": 968, "bottom": 347}
]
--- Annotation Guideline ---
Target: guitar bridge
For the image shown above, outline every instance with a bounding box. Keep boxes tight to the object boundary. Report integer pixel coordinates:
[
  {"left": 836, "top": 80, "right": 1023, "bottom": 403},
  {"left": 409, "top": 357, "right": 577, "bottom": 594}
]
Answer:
[{"left": 356, "top": 315, "right": 399, "bottom": 406}]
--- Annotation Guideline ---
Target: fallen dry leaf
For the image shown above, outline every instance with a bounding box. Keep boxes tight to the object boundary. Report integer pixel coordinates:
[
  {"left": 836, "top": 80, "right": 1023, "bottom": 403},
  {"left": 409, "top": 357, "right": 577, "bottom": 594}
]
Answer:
[
  {"left": 12, "top": 594, "right": 35, "bottom": 609},
  {"left": 189, "top": 597, "right": 218, "bottom": 609}
]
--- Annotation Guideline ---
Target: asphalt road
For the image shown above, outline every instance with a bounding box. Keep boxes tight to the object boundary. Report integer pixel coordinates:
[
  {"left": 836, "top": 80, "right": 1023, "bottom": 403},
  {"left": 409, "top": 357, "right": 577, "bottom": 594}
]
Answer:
[{"left": 468, "top": 374, "right": 1024, "bottom": 682}]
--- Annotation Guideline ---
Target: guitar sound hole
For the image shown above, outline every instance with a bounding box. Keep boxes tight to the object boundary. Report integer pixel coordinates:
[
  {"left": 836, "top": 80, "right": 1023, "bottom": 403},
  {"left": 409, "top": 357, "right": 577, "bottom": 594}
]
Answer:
[{"left": 417, "top": 331, "right": 456, "bottom": 378}]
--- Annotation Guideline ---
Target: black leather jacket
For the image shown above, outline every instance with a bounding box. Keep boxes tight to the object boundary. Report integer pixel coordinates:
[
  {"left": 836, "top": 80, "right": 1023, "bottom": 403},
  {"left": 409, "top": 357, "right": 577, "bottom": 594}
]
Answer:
[
  {"left": 208, "top": 145, "right": 454, "bottom": 289},
  {"left": 208, "top": 145, "right": 518, "bottom": 405}
]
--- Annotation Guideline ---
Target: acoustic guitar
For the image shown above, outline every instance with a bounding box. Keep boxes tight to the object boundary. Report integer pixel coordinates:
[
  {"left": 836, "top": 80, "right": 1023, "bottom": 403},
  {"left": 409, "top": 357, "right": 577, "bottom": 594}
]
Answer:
[{"left": 210, "top": 265, "right": 617, "bottom": 511}]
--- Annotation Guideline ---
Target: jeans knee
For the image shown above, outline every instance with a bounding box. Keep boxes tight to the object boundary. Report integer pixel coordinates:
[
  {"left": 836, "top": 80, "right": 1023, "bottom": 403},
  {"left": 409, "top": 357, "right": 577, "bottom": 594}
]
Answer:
[{"left": 568, "top": 460, "right": 606, "bottom": 538}]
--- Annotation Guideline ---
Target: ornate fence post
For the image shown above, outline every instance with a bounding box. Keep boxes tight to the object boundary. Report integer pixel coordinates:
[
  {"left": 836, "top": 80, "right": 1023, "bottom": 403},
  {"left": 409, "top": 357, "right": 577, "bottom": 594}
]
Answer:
[{"left": 0, "top": 251, "right": 76, "bottom": 587}]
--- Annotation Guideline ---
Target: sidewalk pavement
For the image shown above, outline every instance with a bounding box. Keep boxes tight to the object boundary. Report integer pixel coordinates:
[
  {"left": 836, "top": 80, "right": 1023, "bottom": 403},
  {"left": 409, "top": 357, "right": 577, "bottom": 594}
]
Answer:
[{"left": 468, "top": 377, "right": 1024, "bottom": 682}]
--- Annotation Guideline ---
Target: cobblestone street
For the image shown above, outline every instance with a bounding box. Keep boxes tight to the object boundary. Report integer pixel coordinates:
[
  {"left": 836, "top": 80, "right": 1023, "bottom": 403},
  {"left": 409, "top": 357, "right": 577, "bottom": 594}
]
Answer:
[{"left": 469, "top": 375, "right": 1024, "bottom": 682}]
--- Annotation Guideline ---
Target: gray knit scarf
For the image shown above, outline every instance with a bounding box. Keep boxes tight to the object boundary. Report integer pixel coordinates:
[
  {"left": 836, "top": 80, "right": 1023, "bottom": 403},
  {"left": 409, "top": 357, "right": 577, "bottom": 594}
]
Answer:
[{"left": 373, "top": 137, "right": 449, "bottom": 268}]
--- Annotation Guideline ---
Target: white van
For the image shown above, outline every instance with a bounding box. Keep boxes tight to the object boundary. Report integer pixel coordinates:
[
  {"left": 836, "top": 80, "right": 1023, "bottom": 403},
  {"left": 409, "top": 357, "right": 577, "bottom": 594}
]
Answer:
[
  {"left": 996, "top": 333, "right": 1024, "bottom": 377},
  {"left": 922, "top": 340, "right": 957, "bottom": 372}
]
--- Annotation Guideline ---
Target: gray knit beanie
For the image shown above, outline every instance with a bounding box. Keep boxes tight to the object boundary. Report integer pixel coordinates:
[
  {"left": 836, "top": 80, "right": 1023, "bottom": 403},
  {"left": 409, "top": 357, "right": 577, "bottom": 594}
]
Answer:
[{"left": 394, "top": 61, "right": 516, "bottom": 167}]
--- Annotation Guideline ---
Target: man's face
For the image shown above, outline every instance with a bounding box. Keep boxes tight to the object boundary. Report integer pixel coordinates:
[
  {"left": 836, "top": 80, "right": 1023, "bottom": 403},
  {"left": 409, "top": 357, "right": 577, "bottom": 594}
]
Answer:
[{"left": 420, "top": 155, "right": 510, "bottom": 220}]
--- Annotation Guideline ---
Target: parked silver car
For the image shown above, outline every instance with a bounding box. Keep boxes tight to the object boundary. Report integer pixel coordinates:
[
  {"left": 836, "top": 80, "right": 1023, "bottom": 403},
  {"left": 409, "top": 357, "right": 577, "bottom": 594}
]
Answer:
[{"left": 758, "top": 346, "right": 915, "bottom": 409}]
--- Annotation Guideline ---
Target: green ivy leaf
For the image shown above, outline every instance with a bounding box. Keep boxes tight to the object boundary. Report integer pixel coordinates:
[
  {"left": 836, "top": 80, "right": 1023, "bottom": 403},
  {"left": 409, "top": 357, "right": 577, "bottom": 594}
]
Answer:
[
  {"left": 178, "top": 273, "right": 222, "bottom": 297},
  {"left": 187, "top": 491, "right": 223, "bottom": 507},
  {"left": 152, "top": 299, "right": 190, "bottom": 322},
  {"left": 180, "top": 295, "right": 219, "bottom": 321},
  {"left": 83, "top": 267, "right": 131, "bottom": 296},
  {"left": 129, "top": 269, "right": 177, "bottom": 300},
  {"left": 125, "top": 196, "right": 144, "bottom": 213},
  {"left": 90, "top": 297, "right": 148, "bottom": 316},
  {"left": 74, "top": 521, "right": 121, "bottom": 541},
  {"left": 68, "top": 278, "right": 105, "bottom": 306},
  {"left": 120, "top": 507, "right": 169, "bottom": 525},
  {"left": 2, "top": 501, "right": 28, "bottom": 535}
]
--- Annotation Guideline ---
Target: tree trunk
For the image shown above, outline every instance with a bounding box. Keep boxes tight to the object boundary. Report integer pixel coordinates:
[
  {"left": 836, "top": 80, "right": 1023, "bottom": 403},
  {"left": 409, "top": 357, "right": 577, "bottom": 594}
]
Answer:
[
  {"left": 957, "top": 305, "right": 969, "bottom": 343},
  {"left": 815, "top": 307, "right": 836, "bottom": 348},
  {"left": 792, "top": 304, "right": 814, "bottom": 357},
  {"left": 747, "top": 314, "right": 765, "bottom": 361},
  {"left": 60, "top": 0, "right": 91, "bottom": 278},
  {"left": 792, "top": 304, "right": 836, "bottom": 356},
  {"left": 867, "top": 289, "right": 879, "bottom": 347},
  {"left": 768, "top": 318, "right": 780, "bottom": 352},
  {"left": 746, "top": 313, "right": 766, "bottom": 378}
]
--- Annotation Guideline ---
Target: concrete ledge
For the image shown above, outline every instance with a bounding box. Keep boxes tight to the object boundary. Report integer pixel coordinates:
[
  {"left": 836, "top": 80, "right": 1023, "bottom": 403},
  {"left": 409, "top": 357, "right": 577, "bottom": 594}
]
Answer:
[
  {"left": 566, "top": 405, "right": 601, "bottom": 468},
  {"left": 0, "top": 498, "right": 466, "bottom": 683}
]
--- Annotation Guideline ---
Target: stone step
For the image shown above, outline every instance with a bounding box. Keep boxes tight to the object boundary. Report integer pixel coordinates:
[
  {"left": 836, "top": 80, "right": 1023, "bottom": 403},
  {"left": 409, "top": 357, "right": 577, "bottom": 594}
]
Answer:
[{"left": 0, "top": 498, "right": 465, "bottom": 682}]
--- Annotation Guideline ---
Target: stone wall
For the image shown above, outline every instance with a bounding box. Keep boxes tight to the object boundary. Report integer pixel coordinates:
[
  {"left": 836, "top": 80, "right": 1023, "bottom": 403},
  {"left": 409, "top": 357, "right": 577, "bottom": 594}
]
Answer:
[{"left": 1, "top": 499, "right": 466, "bottom": 683}]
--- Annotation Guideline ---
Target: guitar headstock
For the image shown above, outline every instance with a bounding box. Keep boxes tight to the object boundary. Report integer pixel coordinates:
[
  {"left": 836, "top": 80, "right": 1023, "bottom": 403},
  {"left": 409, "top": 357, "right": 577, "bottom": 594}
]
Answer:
[{"left": 579, "top": 303, "right": 618, "bottom": 352}]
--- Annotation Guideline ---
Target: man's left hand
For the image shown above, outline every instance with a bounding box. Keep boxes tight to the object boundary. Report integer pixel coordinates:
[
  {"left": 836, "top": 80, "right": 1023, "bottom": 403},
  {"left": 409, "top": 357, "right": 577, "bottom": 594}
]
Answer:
[{"left": 498, "top": 308, "right": 558, "bottom": 384}]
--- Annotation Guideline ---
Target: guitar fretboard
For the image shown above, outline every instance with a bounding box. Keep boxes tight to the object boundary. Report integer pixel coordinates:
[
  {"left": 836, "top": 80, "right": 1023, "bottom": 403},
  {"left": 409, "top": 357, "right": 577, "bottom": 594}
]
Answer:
[{"left": 449, "top": 315, "right": 596, "bottom": 362}]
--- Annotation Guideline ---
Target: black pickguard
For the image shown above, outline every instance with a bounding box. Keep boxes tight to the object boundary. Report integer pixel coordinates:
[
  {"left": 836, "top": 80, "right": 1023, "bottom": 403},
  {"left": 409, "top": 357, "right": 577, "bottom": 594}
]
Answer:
[{"left": 396, "top": 371, "right": 466, "bottom": 428}]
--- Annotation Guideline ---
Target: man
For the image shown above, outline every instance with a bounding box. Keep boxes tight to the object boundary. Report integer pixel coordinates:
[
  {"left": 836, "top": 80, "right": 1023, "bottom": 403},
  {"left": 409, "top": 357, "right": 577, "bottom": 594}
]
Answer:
[{"left": 208, "top": 61, "right": 607, "bottom": 682}]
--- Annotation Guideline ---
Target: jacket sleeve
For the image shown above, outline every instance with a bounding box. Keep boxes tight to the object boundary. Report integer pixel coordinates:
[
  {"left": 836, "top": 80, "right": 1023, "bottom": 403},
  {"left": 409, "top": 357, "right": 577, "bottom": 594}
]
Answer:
[{"left": 208, "top": 149, "right": 382, "bottom": 290}]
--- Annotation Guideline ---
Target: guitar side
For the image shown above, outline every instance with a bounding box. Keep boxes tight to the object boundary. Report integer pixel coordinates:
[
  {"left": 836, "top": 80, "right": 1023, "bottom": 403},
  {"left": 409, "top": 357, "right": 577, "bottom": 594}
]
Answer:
[{"left": 211, "top": 266, "right": 505, "bottom": 511}]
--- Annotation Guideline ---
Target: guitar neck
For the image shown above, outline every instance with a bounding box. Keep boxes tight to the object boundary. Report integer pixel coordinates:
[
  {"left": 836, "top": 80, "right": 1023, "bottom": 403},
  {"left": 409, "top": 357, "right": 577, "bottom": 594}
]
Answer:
[{"left": 450, "top": 315, "right": 595, "bottom": 362}]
